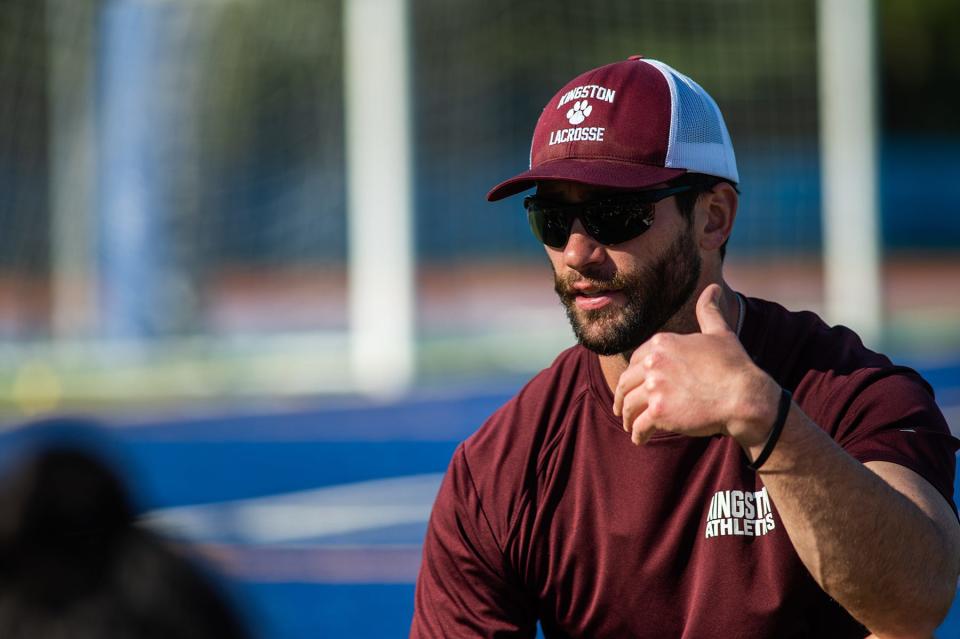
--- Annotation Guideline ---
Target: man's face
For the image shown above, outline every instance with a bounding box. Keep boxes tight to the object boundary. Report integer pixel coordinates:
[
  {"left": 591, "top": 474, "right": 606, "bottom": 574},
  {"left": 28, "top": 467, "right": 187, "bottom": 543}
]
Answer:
[{"left": 539, "top": 182, "right": 702, "bottom": 356}]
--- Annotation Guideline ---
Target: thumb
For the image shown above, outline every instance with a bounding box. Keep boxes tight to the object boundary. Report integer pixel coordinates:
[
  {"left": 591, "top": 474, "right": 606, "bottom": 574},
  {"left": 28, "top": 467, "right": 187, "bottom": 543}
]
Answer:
[{"left": 696, "top": 284, "right": 732, "bottom": 335}]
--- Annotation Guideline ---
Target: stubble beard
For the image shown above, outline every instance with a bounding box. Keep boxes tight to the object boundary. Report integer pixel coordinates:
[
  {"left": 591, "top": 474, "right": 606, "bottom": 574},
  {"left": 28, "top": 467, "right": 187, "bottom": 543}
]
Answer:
[{"left": 554, "top": 227, "right": 702, "bottom": 357}]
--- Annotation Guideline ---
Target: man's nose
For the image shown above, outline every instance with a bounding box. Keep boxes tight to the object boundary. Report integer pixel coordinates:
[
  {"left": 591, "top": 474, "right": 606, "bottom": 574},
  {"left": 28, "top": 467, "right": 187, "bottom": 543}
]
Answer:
[{"left": 562, "top": 219, "right": 606, "bottom": 271}]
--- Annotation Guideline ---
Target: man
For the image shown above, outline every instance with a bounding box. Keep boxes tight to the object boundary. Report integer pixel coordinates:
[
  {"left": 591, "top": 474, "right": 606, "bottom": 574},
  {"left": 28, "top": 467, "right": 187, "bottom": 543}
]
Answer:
[{"left": 411, "top": 57, "right": 960, "bottom": 638}]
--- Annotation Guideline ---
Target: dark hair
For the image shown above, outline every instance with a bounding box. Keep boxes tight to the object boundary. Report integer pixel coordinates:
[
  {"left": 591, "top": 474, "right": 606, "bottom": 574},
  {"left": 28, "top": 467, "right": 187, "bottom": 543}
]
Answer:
[
  {"left": 672, "top": 173, "right": 737, "bottom": 261},
  {"left": 0, "top": 446, "right": 253, "bottom": 639}
]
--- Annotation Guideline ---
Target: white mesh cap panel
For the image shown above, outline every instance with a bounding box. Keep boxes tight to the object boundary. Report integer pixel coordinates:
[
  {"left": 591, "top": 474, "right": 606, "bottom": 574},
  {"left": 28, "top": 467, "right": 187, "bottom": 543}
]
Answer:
[{"left": 643, "top": 59, "right": 739, "bottom": 183}]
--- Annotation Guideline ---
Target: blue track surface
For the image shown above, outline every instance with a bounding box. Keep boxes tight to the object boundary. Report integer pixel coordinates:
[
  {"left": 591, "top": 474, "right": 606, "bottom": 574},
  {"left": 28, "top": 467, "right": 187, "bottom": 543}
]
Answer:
[
  {"left": 241, "top": 584, "right": 416, "bottom": 639},
  {"left": 3, "top": 371, "right": 958, "bottom": 638}
]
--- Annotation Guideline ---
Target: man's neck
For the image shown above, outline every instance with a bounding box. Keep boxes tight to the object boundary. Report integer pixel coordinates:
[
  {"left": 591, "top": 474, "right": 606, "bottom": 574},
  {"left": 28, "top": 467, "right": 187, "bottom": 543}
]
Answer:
[{"left": 597, "top": 282, "right": 741, "bottom": 393}]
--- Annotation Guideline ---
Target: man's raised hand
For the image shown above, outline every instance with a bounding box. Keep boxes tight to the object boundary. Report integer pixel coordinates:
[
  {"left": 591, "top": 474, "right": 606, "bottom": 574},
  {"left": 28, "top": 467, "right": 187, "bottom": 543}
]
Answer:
[{"left": 613, "top": 284, "right": 779, "bottom": 447}]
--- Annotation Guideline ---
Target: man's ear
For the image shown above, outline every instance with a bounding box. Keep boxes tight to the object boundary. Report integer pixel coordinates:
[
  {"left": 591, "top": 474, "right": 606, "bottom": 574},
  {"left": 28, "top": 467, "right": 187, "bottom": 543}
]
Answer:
[{"left": 697, "top": 182, "right": 738, "bottom": 252}]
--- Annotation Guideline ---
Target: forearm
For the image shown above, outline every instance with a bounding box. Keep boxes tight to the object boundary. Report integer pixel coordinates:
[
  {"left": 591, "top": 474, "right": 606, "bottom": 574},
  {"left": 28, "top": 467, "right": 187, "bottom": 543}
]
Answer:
[
  {"left": 610, "top": 290, "right": 959, "bottom": 635},
  {"left": 741, "top": 394, "right": 957, "bottom": 637}
]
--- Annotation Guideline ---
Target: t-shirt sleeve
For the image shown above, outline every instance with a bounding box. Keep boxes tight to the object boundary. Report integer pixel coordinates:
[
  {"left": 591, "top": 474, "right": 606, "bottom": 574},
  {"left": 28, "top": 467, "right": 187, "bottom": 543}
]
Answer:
[
  {"left": 410, "top": 444, "right": 537, "bottom": 639},
  {"left": 833, "top": 370, "right": 959, "bottom": 515}
]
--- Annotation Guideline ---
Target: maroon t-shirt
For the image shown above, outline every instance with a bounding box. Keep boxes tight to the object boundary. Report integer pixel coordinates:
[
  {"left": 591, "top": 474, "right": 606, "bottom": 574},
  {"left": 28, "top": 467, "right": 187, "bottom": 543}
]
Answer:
[{"left": 411, "top": 296, "right": 958, "bottom": 638}]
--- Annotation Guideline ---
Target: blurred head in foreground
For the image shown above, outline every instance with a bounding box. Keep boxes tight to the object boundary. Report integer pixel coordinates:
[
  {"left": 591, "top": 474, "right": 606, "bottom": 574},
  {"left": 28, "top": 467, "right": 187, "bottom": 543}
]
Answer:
[{"left": 0, "top": 421, "right": 251, "bottom": 639}]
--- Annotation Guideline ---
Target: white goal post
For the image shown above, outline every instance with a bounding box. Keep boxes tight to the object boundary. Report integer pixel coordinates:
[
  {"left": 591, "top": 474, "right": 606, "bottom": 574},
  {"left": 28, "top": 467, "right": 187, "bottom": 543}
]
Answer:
[
  {"left": 343, "top": 0, "right": 416, "bottom": 396},
  {"left": 817, "top": 0, "right": 883, "bottom": 345}
]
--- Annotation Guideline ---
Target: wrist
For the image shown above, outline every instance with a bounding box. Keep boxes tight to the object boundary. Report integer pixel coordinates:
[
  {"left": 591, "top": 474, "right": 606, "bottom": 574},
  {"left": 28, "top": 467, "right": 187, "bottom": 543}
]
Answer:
[{"left": 727, "top": 370, "right": 782, "bottom": 450}]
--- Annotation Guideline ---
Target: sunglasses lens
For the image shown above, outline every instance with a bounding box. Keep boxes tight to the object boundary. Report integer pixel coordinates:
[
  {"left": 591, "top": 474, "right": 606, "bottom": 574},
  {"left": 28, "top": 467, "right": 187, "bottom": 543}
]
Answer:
[
  {"left": 525, "top": 201, "right": 571, "bottom": 249},
  {"left": 582, "top": 202, "right": 654, "bottom": 245},
  {"left": 524, "top": 186, "right": 680, "bottom": 247}
]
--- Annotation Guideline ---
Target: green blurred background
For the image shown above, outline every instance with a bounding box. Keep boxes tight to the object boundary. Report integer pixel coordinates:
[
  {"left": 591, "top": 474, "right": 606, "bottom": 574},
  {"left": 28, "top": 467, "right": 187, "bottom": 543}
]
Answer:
[{"left": 0, "top": 0, "right": 957, "bottom": 412}]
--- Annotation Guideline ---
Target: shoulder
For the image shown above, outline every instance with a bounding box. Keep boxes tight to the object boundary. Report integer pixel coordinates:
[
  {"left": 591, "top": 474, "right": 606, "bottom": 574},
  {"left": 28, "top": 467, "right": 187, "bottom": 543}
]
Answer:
[
  {"left": 744, "top": 295, "right": 944, "bottom": 426},
  {"left": 745, "top": 296, "right": 957, "bottom": 505},
  {"left": 464, "top": 344, "right": 591, "bottom": 460},
  {"left": 743, "top": 296, "right": 891, "bottom": 378},
  {"left": 451, "top": 345, "right": 593, "bottom": 537},
  {"left": 743, "top": 296, "right": 917, "bottom": 393}
]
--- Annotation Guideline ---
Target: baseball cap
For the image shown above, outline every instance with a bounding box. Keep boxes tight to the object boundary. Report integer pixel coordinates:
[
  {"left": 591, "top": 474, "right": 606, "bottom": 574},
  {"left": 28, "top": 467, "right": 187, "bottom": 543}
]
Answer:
[{"left": 486, "top": 56, "right": 739, "bottom": 201}]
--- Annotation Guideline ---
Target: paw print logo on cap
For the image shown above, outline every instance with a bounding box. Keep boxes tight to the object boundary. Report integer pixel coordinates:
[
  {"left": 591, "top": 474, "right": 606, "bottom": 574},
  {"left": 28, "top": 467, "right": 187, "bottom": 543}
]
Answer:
[{"left": 566, "top": 100, "right": 592, "bottom": 125}]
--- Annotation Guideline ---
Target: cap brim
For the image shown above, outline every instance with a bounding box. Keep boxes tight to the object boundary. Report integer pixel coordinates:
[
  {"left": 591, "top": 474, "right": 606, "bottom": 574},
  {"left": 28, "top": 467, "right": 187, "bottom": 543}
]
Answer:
[{"left": 486, "top": 159, "right": 686, "bottom": 201}]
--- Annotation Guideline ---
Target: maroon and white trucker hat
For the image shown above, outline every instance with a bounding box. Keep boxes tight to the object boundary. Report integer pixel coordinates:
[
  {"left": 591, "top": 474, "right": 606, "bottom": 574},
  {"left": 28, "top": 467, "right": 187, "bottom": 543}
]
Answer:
[{"left": 486, "top": 56, "right": 739, "bottom": 201}]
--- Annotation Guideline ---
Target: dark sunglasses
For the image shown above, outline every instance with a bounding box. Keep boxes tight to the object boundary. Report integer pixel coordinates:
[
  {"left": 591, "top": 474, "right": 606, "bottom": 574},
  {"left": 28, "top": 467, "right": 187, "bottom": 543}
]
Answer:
[{"left": 523, "top": 185, "right": 694, "bottom": 248}]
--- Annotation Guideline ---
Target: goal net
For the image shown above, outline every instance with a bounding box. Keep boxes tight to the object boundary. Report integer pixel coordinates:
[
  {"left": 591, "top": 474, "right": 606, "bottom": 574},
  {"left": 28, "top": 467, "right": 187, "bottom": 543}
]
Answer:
[{"left": 0, "top": 0, "right": 873, "bottom": 412}]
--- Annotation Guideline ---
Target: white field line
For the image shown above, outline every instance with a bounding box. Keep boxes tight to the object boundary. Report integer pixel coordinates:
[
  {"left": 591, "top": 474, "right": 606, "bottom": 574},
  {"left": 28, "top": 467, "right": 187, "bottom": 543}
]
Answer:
[{"left": 141, "top": 473, "right": 443, "bottom": 545}]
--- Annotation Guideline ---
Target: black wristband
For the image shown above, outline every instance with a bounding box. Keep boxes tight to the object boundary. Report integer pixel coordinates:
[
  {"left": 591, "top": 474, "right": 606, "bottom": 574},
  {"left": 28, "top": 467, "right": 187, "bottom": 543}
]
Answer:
[{"left": 747, "top": 388, "right": 792, "bottom": 471}]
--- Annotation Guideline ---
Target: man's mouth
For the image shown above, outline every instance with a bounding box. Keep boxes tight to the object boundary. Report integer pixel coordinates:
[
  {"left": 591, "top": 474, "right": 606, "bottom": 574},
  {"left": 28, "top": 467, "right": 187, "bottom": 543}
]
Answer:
[{"left": 572, "top": 288, "right": 623, "bottom": 310}]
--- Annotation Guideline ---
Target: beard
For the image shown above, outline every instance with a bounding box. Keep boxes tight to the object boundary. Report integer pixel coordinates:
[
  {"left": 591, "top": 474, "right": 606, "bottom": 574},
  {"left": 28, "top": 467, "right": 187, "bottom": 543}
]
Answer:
[{"left": 554, "top": 227, "right": 702, "bottom": 356}]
